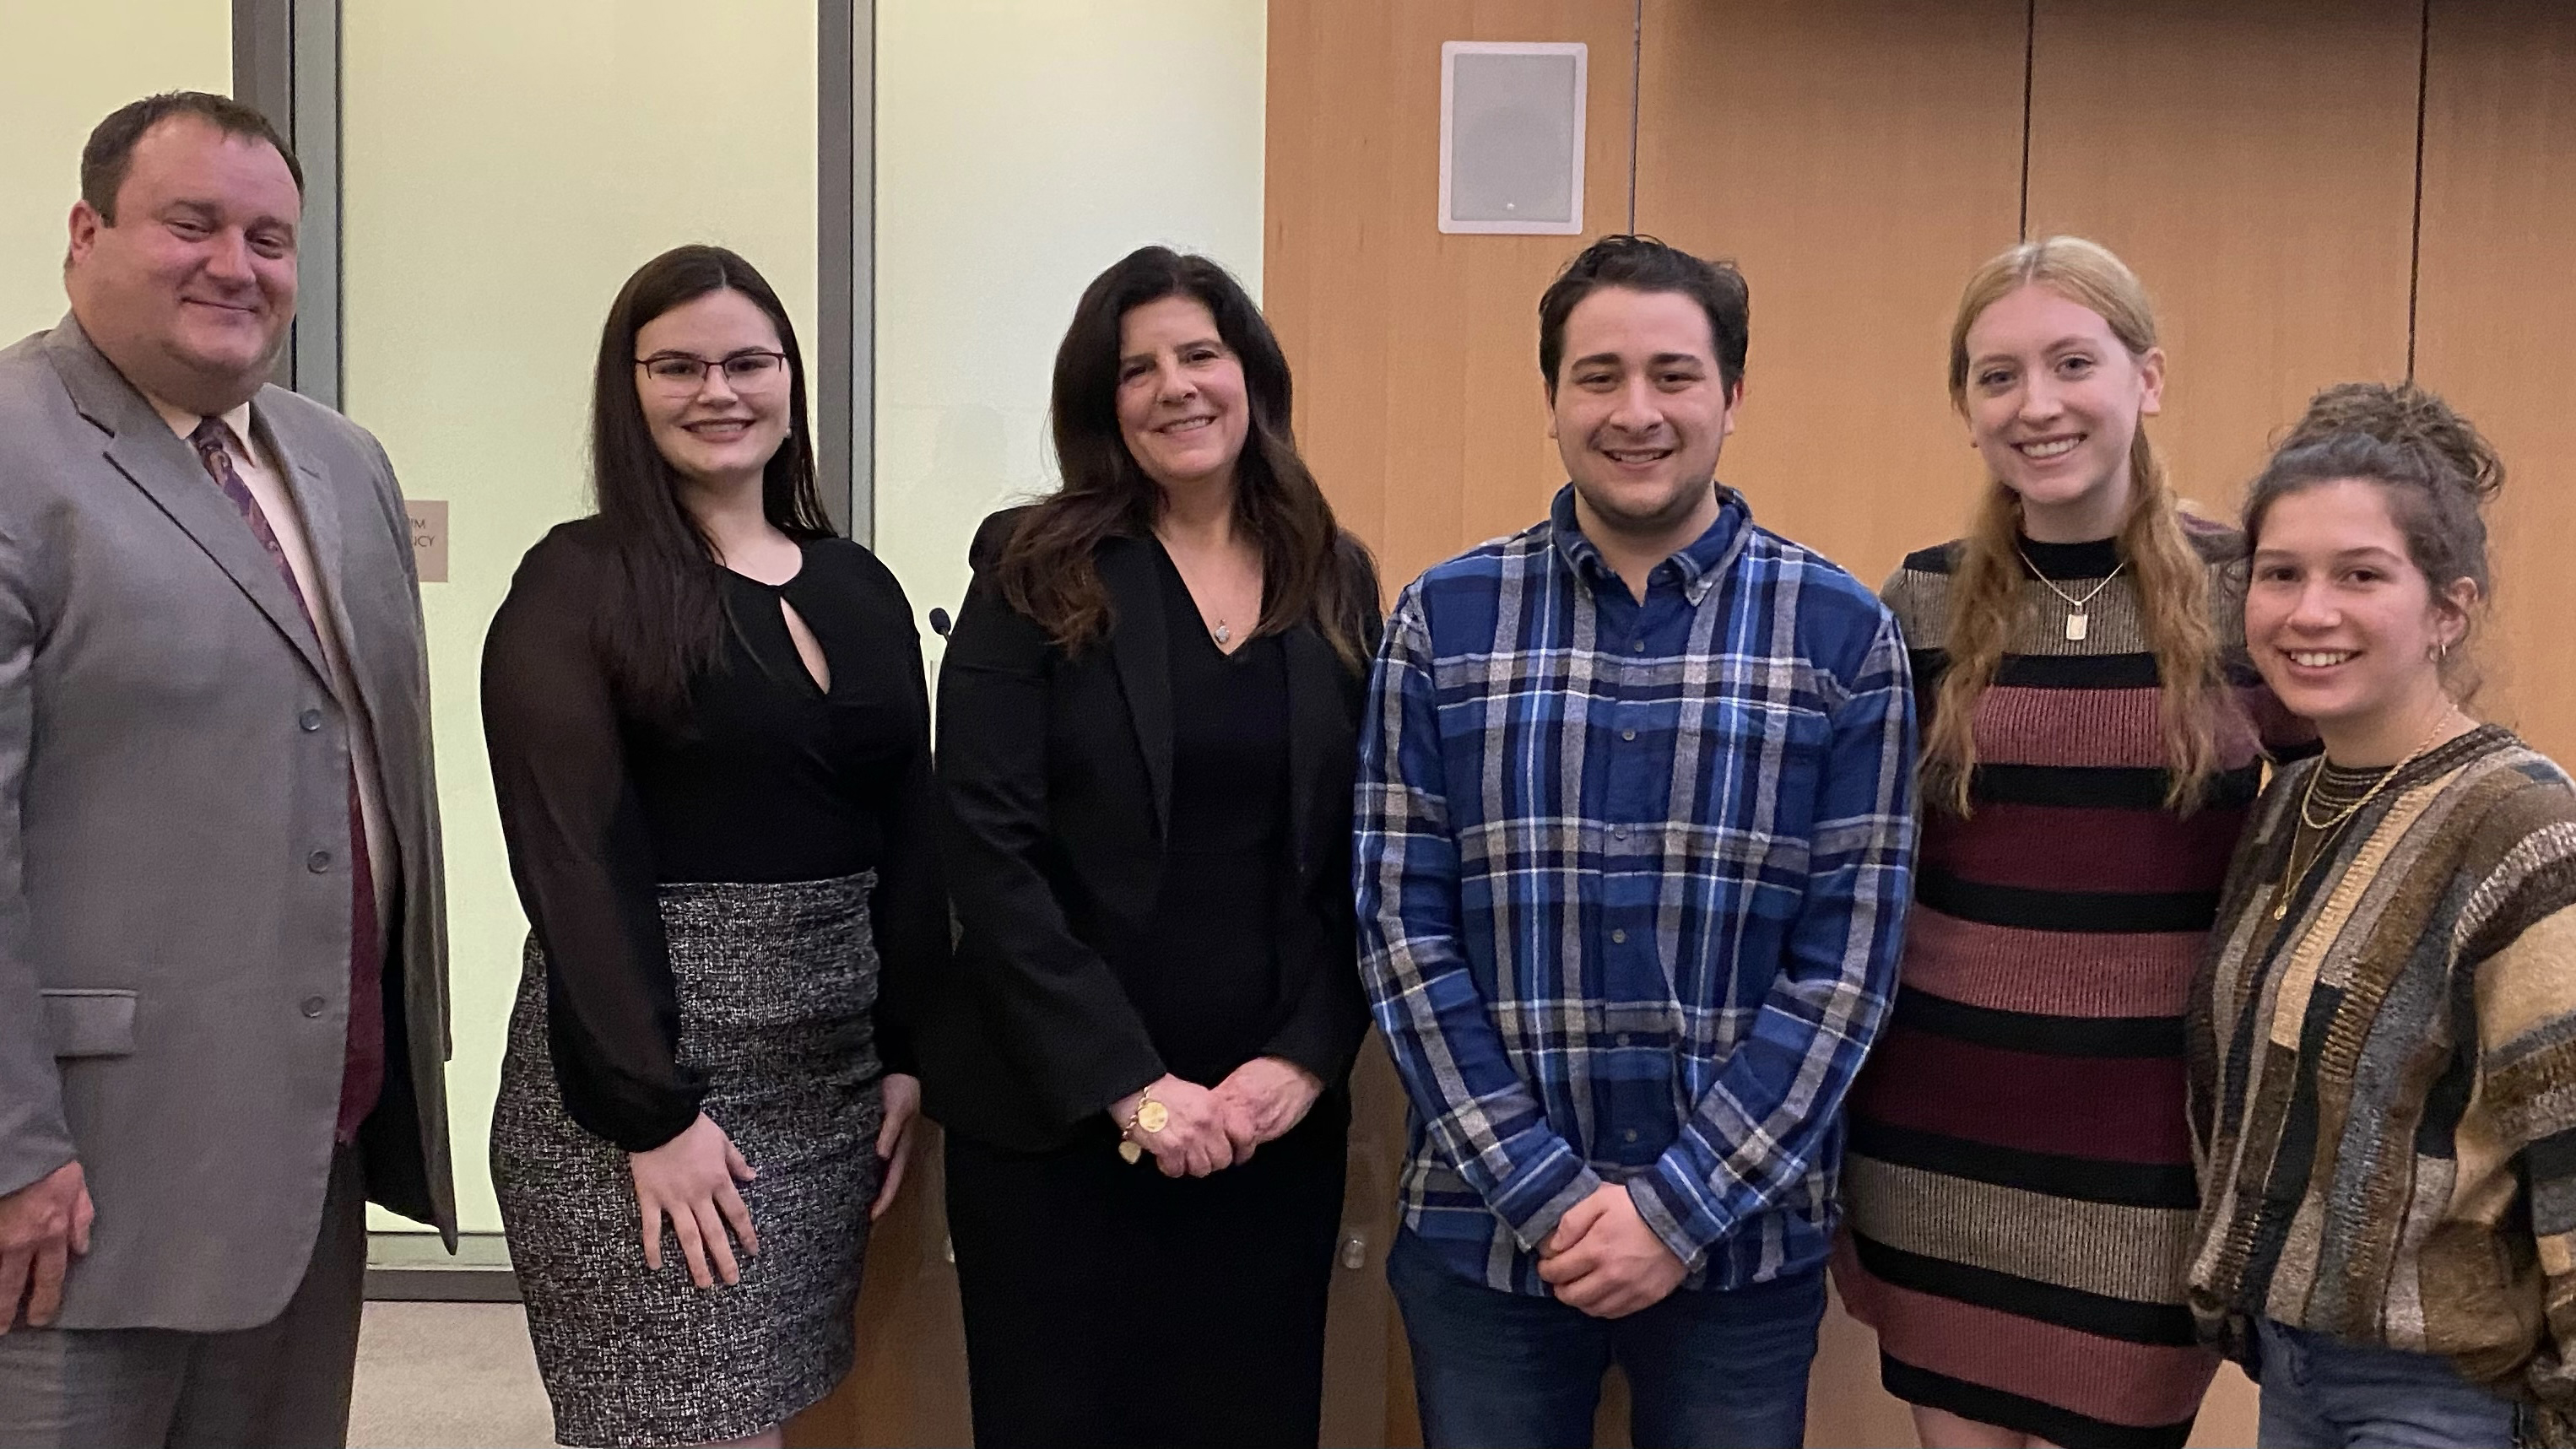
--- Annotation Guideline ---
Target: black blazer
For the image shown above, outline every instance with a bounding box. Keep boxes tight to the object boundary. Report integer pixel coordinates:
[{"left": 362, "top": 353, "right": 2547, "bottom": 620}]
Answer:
[{"left": 918, "top": 508, "right": 1380, "bottom": 1152}]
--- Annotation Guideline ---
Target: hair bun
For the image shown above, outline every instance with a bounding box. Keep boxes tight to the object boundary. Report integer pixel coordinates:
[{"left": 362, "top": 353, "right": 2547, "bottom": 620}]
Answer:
[{"left": 2280, "top": 381, "right": 2503, "bottom": 502}]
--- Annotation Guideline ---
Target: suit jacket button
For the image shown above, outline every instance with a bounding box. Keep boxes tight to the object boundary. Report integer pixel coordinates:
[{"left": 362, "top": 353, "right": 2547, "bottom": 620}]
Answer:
[
  {"left": 307, "top": 850, "right": 333, "bottom": 873},
  {"left": 300, "top": 709, "right": 324, "bottom": 732},
  {"left": 300, "top": 996, "right": 327, "bottom": 1018}
]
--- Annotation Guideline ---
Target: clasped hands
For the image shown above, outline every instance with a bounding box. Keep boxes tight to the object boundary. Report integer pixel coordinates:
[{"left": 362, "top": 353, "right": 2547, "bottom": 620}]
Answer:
[
  {"left": 1535, "top": 1181, "right": 1689, "bottom": 1319},
  {"left": 1111, "top": 1057, "right": 1319, "bottom": 1178}
]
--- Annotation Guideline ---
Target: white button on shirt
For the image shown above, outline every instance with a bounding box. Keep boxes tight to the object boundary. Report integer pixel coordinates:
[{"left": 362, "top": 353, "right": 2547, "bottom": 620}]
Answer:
[{"left": 150, "top": 396, "right": 398, "bottom": 928}]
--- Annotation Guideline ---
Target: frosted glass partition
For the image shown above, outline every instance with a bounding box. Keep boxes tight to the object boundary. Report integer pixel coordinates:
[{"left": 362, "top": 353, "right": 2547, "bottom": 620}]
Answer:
[
  {"left": 0, "top": 3, "right": 231, "bottom": 342},
  {"left": 873, "top": 0, "right": 1269, "bottom": 642}
]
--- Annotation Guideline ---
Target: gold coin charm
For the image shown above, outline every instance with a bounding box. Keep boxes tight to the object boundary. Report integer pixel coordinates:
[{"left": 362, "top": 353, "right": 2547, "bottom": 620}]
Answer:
[{"left": 1136, "top": 1100, "right": 1170, "bottom": 1134}]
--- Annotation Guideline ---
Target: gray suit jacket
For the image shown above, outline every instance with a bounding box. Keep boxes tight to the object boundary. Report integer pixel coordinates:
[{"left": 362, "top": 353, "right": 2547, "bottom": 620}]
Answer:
[{"left": 0, "top": 318, "right": 454, "bottom": 1332}]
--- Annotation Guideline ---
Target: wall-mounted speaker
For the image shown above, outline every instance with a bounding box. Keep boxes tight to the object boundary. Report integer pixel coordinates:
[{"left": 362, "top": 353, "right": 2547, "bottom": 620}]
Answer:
[{"left": 1439, "top": 41, "right": 1588, "bottom": 235}]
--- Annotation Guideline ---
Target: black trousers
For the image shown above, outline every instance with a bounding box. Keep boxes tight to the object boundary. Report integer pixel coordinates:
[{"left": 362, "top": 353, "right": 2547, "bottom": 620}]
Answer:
[{"left": 945, "top": 1091, "right": 1348, "bottom": 1449}]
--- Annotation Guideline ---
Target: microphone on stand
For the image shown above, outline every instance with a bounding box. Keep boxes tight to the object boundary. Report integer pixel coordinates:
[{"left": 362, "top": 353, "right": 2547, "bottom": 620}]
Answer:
[{"left": 928, "top": 607, "right": 953, "bottom": 638}]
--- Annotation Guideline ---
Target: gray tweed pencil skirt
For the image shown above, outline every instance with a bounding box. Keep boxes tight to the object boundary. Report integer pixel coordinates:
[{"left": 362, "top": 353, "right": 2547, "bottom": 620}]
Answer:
[{"left": 492, "top": 872, "right": 885, "bottom": 1449}]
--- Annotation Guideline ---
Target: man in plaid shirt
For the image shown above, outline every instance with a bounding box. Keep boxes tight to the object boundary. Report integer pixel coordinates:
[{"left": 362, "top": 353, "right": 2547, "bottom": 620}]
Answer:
[{"left": 1356, "top": 235, "right": 1917, "bottom": 1449}]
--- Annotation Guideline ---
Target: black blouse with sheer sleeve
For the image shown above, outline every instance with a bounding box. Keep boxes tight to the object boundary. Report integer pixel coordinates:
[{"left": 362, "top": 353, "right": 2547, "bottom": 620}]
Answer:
[{"left": 480, "top": 518, "right": 944, "bottom": 1152}]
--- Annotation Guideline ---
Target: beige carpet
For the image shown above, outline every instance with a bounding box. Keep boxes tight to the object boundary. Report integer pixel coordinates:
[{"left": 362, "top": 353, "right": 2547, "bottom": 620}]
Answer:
[{"left": 350, "top": 1301, "right": 555, "bottom": 1449}]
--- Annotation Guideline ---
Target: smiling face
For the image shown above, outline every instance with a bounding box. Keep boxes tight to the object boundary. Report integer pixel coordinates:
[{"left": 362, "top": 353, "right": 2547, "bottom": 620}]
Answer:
[
  {"left": 64, "top": 116, "right": 300, "bottom": 415},
  {"left": 1548, "top": 284, "right": 1740, "bottom": 546},
  {"left": 632, "top": 287, "right": 793, "bottom": 495},
  {"left": 1113, "top": 294, "right": 1249, "bottom": 497},
  {"left": 1961, "top": 284, "right": 2165, "bottom": 542},
  {"left": 2246, "top": 478, "right": 2474, "bottom": 753}
]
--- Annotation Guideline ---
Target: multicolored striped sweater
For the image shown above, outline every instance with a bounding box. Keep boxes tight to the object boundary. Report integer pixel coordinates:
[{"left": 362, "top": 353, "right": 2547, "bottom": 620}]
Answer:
[
  {"left": 2188, "top": 724, "right": 2576, "bottom": 1435},
  {"left": 1838, "top": 523, "right": 2307, "bottom": 1449}
]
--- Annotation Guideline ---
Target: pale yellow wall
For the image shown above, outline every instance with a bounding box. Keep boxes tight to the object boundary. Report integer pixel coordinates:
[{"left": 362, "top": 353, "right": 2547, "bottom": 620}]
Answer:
[
  {"left": 873, "top": 0, "right": 1269, "bottom": 631},
  {"left": 0, "top": 3, "right": 230, "bottom": 343},
  {"left": 340, "top": 1, "right": 820, "bottom": 1234}
]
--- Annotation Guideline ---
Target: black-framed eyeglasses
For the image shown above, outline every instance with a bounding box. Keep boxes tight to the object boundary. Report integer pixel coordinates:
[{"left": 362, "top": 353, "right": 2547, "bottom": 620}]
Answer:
[{"left": 634, "top": 349, "right": 790, "bottom": 390}]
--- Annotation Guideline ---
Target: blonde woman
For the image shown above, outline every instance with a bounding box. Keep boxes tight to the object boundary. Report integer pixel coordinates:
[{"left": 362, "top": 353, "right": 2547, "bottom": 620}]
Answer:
[{"left": 1834, "top": 237, "right": 2308, "bottom": 1449}]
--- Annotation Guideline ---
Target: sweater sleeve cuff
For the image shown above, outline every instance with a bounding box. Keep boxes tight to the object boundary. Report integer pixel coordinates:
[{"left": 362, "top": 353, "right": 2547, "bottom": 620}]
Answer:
[
  {"left": 1496, "top": 1145, "right": 1606, "bottom": 1253},
  {"left": 1259, "top": 1006, "right": 1365, "bottom": 1089},
  {"left": 874, "top": 1013, "right": 918, "bottom": 1079},
  {"left": 1058, "top": 1048, "right": 1169, "bottom": 1129},
  {"left": 556, "top": 1062, "right": 708, "bottom": 1154},
  {"left": 0, "top": 1141, "right": 77, "bottom": 1203},
  {"left": 1631, "top": 1160, "right": 1721, "bottom": 1271}
]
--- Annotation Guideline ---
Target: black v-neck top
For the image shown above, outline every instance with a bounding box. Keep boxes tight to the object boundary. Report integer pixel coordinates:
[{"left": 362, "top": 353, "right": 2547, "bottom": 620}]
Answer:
[
  {"left": 483, "top": 519, "right": 943, "bottom": 1150},
  {"left": 1113, "top": 542, "right": 1295, "bottom": 1084}
]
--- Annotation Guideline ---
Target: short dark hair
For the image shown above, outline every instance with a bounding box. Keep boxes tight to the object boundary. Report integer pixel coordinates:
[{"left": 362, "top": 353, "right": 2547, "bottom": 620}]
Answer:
[
  {"left": 81, "top": 92, "right": 303, "bottom": 224},
  {"left": 1537, "top": 235, "right": 1749, "bottom": 397}
]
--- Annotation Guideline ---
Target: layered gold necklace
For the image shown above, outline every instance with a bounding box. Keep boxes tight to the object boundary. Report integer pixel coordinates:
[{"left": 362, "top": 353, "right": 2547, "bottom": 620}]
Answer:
[{"left": 2270, "top": 711, "right": 2463, "bottom": 922}]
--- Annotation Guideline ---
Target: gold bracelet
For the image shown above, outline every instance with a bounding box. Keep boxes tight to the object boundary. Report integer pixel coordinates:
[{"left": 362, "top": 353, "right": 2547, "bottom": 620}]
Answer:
[{"left": 1116, "top": 1087, "right": 1169, "bottom": 1164}]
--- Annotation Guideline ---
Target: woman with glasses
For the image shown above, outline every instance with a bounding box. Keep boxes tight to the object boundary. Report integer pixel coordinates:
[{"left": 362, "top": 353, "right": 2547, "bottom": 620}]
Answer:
[{"left": 483, "top": 244, "right": 944, "bottom": 1449}]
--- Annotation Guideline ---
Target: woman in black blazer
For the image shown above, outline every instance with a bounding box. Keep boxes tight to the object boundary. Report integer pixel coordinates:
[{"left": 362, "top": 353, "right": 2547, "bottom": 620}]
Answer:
[{"left": 919, "top": 246, "right": 1381, "bottom": 1449}]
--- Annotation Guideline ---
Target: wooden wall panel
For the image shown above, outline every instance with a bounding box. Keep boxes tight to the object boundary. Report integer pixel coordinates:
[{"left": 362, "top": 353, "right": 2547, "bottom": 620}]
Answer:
[
  {"left": 2412, "top": 0, "right": 2576, "bottom": 765},
  {"left": 2023, "top": 0, "right": 2421, "bottom": 516},
  {"left": 1253, "top": 3, "right": 2541, "bottom": 1448},
  {"left": 1633, "top": 0, "right": 2027, "bottom": 608},
  {"left": 1265, "top": 0, "right": 1641, "bottom": 595}
]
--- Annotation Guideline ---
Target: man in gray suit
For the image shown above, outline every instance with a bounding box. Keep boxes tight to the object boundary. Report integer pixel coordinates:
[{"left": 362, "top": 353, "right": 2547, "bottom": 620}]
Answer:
[{"left": 0, "top": 92, "right": 451, "bottom": 1446}]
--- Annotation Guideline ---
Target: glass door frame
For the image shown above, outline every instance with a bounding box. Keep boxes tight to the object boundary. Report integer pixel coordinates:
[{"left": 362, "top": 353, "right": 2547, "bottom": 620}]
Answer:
[{"left": 230, "top": 0, "right": 876, "bottom": 538}]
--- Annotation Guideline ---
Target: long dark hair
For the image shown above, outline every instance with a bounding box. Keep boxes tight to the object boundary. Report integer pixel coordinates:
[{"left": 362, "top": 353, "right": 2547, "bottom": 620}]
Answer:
[
  {"left": 995, "top": 246, "right": 1376, "bottom": 670},
  {"left": 589, "top": 244, "right": 836, "bottom": 724}
]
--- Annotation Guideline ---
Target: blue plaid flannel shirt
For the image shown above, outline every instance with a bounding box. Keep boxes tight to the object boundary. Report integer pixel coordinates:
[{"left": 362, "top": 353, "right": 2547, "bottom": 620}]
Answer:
[{"left": 1356, "top": 484, "right": 1917, "bottom": 1295}]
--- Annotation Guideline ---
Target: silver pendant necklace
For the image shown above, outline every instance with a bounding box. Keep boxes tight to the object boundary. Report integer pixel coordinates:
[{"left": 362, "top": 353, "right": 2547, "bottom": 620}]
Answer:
[
  {"left": 2016, "top": 547, "right": 2128, "bottom": 642},
  {"left": 1212, "top": 619, "right": 1231, "bottom": 646}
]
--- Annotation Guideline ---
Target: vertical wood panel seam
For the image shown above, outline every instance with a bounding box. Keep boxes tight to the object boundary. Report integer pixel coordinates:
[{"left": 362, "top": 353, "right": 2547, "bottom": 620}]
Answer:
[
  {"left": 2406, "top": 0, "right": 2432, "bottom": 380},
  {"left": 2019, "top": 0, "right": 2036, "bottom": 238},
  {"left": 1627, "top": 0, "right": 1642, "bottom": 233}
]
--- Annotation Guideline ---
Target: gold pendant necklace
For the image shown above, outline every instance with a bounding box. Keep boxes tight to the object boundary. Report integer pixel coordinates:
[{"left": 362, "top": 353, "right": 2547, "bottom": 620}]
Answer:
[{"left": 2016, "top": 547, "right": 2127, "bottom": 642}]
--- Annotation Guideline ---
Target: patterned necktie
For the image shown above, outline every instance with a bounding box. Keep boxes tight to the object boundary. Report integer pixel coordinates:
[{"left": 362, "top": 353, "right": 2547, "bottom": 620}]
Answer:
[{"left": 190, "top": 417, "right": 384, "bottom": 1143}]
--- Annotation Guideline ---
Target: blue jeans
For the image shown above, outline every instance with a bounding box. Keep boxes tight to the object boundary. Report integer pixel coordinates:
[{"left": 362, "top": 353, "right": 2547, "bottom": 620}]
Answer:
[
  {"left": 1388, "top": 1228, "right": 1823, "bottom": 1449},
  {"left": 2254, "top": 1318, "right": 2522, "bottom": 1448}
]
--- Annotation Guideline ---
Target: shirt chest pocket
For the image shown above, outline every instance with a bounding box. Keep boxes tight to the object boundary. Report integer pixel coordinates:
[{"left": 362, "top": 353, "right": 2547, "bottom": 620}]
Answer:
[
  {"left": 1627, "top": 693, "right": 1828, "bottom": 812},
  {"left": 1670, "top": 696, "right": 1830, "bottom": 895}
]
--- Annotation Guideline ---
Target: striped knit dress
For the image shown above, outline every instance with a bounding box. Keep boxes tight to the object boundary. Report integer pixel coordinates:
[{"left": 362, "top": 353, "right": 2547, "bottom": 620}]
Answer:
[{"left": 1835, "top": 525, "right": 2306, "bottom": 1449}]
